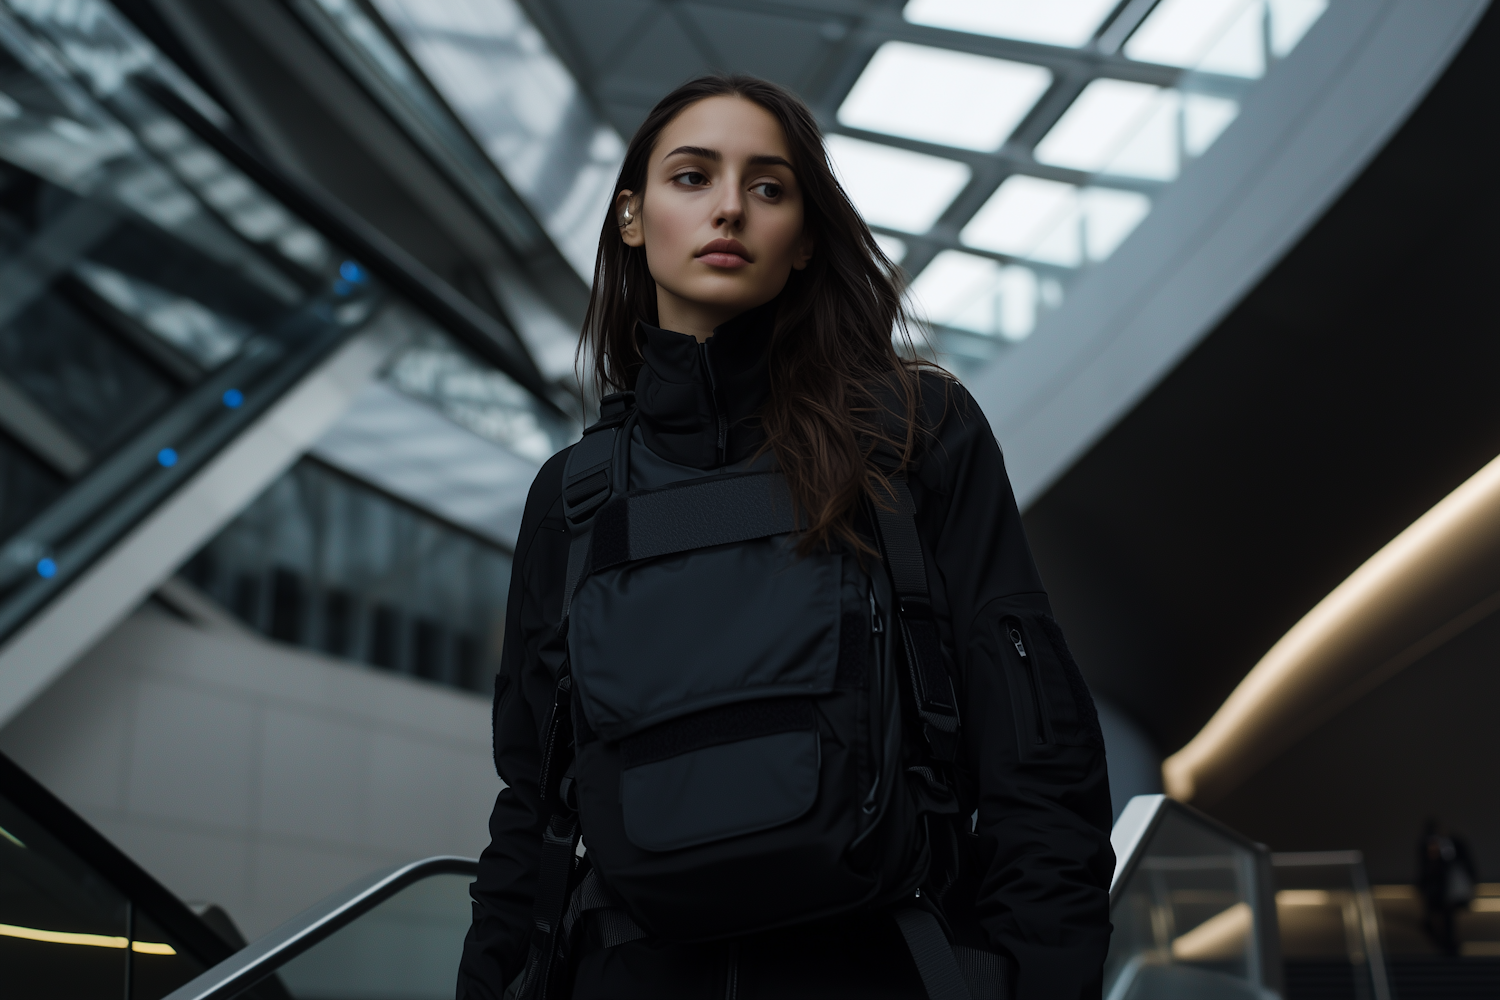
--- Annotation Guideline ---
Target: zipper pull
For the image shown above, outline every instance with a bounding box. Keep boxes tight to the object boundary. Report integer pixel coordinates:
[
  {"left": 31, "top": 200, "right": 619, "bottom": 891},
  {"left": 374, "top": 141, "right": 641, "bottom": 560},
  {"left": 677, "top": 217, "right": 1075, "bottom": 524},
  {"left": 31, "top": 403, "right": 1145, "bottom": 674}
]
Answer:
[
  {"left": 1008, "top": 626, "right": 1027, "bottom": 659},
  {"left": 869, "top": 592, "right": 883, "bottom": 634}
]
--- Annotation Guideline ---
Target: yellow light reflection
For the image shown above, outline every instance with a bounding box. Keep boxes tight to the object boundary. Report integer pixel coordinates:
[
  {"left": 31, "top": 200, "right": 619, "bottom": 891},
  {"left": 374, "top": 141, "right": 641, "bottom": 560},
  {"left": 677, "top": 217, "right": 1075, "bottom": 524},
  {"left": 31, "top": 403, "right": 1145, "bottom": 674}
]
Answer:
[
  {"left": 0, "top": 921, "right": 176, "bottom": 954},
  {"left": 1171, "top": 901, "right": 1251, "bottom": 962}
]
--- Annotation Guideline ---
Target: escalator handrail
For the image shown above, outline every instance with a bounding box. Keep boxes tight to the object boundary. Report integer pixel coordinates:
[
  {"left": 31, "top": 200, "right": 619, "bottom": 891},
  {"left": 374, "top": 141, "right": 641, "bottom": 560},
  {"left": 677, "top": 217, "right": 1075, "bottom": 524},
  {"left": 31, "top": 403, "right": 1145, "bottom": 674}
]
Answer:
[{"left": 160, "top": 854, "right": 479, "bottom": 1000}]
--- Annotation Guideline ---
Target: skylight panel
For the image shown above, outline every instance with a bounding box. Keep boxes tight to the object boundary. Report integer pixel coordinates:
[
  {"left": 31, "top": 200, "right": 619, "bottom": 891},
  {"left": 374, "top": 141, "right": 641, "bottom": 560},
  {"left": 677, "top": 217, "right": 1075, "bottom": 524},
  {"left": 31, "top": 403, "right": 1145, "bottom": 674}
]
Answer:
[
  {"left": 909, "top": 251, "right": 1040, "bottom": 341},
  {"left": 1034, "top": 79, "right": 1178, "bottom": 180},
  {"left": 826, "top": 135, "right": 972, "bottom": 234},
  {"left": 1268, "top": 0, "right": 1328, "bottom": 57},
  {"left": 960, "top": 175, "right": 1081, "bottom": 266},
  {"left": 961, "top": 177, "right": 1151, "bottom": 266},
  {"left": 1183, "top": 94, "right": 1239, "bottom": 157},
  {"left": 902, "top": 0, "right": 1119, "bottom": 48},
  {"left": 1124, "top": 0, "right": 1264, "bottom": 78},
  {"left": 874, "top": 234, "right": 909, "bottom": 264},
  {"left": 837, "top": 42, "right": 1052, "bottom": 152},
  {"left": 1080, "top": 188, "right": 1150, "bottom": 260}
]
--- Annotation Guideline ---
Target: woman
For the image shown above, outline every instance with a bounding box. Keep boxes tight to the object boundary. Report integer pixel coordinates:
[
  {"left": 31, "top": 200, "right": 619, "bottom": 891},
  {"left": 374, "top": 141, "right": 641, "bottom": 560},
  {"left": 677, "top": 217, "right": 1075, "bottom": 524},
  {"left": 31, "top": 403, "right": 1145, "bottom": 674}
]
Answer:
[{"left": 458, "top": 75, "right": 1113, "bottom": 1000}]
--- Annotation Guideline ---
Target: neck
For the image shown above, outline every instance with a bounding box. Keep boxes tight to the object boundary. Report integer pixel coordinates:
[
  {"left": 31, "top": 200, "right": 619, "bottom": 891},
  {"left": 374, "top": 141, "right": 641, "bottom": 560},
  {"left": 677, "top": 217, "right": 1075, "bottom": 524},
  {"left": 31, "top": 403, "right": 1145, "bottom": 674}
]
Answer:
[{"left": 654, "top": 287, "right": 743, "bottom": 343}]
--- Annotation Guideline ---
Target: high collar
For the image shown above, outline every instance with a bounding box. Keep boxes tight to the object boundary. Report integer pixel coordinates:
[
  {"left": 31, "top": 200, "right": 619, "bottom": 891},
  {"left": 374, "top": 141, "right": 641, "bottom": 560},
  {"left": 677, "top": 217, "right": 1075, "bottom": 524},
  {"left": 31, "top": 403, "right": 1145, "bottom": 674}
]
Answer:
[{"left": 633, "top": 298, "right": 777, "bottom": 469}]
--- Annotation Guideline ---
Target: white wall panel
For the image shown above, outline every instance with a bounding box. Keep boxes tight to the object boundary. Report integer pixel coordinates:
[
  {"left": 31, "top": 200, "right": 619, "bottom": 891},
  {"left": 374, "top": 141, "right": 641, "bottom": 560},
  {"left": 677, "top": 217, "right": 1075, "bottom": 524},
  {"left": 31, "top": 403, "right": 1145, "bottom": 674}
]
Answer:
[{"left": 0, "top": 605, "right": 496, "bottom": 940}]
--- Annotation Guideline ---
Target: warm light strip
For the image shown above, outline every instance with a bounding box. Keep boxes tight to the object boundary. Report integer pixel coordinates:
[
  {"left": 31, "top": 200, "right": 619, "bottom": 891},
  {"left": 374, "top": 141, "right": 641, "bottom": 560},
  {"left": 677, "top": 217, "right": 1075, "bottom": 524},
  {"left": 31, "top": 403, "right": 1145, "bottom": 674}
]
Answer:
[
  {"left": 1164, "top": 451, "right": 1500, "bottom": 802},
  {"left": 1171, "top": 901, "right": 1251, "bottom": 962},
  {"left": 0, "top": 922, "right": 176, "bottom": 954}
]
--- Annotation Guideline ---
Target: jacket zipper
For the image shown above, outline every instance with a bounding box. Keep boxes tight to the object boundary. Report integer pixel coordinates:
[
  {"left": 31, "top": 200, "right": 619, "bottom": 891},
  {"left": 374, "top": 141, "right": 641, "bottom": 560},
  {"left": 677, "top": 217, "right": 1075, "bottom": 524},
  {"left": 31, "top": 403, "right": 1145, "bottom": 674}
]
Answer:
[
  {"left": 1008, "top": 620, "right": 1047, "bottom": 745},
  {"left": 699, "top": 339, "right": 728, "bottom": 466}
]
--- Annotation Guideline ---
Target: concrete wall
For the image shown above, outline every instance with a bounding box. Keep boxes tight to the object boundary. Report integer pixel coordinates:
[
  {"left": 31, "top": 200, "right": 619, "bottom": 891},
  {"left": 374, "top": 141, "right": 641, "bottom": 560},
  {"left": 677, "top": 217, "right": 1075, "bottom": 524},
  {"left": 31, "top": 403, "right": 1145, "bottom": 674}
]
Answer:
[{"left": 0, "top": 592, "right": 498, "bottom": 940}]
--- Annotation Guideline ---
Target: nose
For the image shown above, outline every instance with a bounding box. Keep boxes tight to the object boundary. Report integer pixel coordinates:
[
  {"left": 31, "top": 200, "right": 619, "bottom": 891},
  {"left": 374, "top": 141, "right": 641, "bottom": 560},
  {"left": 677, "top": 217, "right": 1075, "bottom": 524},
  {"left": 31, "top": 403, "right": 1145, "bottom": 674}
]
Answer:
[{"left": 713, "top": 181, "right": 745, "bottom": 231}]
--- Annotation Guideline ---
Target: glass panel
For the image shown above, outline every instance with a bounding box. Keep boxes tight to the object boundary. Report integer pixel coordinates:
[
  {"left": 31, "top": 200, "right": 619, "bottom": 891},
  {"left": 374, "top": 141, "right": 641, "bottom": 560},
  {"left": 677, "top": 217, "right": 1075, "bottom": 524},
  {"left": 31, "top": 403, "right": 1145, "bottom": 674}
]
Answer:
[
  {"left": 837, "top": 42, "right": 1052, "bottom": 152},
  {"left": 366, "top": 0, "right": 624, "bottom": 279},
  {"left": 0, "top": 431, "right": 65, "bottom": 544},
  {"left": 266, "top": 872, "right": 473, "bottom": 1000},
  {"left": 129, "top": 909, "right": 210, "bottom": 1000},
  {"left": 903, "top": 0, "right": 1119, "bottom": 48},
  {"left": 825, "top": 135, "right": 971, "bottom": 235},
  {"left": 0, "top": 786, "right": 151, "bottom": 999},
  {"left": 183, "top": 457, "right": 512, "bottom": 695},
  {"left": 1274, "top": 852, "right": 1391, "bottom": 1000},
  {"left": 1105, "top": 804, "right": 1272, "bottom": 1000}
]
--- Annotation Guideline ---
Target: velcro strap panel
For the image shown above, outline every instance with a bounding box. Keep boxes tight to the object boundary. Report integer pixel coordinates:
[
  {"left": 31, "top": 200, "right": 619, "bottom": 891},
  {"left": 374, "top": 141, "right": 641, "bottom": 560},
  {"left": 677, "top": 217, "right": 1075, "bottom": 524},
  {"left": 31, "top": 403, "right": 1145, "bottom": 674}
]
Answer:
[
  {"left": 620, "top": 697, "right": 815, "bottom": 768},
  {"left": 591, "top": 472, "right": 799, "bottom": 572}
]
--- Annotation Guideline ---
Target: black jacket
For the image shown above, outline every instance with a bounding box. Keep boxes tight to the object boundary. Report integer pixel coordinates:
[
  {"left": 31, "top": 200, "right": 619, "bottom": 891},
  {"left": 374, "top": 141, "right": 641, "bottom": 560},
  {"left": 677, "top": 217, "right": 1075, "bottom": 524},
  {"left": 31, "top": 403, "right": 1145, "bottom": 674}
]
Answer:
[{"left": 458, "top": 304, "right": 1115, "bottom": 999}]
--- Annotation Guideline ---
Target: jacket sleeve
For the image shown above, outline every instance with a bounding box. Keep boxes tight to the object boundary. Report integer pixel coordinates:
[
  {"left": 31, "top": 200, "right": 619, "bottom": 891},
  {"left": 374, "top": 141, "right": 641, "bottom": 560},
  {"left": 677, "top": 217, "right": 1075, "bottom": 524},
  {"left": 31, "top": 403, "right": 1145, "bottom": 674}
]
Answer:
[
  {"left": 457, "top": 450, "right": 571, "bottom": 1000},
  {"left": 910, "top": 378, "right": 1115, "bottom": 1000}
]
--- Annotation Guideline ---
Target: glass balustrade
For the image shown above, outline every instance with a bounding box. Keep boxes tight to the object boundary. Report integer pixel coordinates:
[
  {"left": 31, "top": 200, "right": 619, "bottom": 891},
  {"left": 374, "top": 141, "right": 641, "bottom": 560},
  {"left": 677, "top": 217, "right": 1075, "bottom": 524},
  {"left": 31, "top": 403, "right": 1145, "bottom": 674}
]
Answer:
[{"left": 1105, "top": 794, "right": 1282, "bottom": 1000}]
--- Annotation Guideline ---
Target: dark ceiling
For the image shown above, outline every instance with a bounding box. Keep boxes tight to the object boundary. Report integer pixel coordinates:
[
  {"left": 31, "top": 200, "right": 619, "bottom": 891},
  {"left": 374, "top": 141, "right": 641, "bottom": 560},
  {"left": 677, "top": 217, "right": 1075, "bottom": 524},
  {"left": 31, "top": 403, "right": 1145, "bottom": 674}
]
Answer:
[{"left": 1023, "top": 2, "right": 1500, "bottom": 758}]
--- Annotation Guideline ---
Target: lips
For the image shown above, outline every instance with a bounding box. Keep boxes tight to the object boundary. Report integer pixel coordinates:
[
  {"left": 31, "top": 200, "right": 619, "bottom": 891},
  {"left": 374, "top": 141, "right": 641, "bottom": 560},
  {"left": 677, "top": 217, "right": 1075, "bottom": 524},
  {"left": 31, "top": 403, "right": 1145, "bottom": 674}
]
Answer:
[{"left": 696, "top": 238, "right": 753, "bottom": 268}]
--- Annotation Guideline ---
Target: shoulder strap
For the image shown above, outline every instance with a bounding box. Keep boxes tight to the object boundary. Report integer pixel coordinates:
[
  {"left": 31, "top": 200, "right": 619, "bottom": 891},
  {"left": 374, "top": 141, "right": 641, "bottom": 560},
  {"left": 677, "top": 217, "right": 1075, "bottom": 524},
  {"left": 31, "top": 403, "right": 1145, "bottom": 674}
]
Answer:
[
  {"left": 559, "top": 392, "right": 635, "bottom": 631},
  {"left": 870, "top": 473, "right": 960, "bottom": 762},
  {"left": 518, "top": 393, "right": 634, "bottom": 1000}
]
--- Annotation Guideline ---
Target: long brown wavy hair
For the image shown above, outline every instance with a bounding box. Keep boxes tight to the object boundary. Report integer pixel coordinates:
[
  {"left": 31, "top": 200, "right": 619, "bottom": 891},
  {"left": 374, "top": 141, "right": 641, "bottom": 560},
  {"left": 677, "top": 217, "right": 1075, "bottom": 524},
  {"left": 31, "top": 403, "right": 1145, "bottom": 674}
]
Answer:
[{"left": 580, "top": 74, "right": 939, "bottom": 551}]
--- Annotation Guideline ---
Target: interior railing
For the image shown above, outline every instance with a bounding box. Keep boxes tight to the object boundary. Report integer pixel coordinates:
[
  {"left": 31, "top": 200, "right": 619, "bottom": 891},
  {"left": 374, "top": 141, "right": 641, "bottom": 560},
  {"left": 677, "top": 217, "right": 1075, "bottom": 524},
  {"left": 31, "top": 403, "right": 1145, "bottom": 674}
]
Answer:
[{"left": 158, "top": 855, "right": 478, "bottom": 1000}]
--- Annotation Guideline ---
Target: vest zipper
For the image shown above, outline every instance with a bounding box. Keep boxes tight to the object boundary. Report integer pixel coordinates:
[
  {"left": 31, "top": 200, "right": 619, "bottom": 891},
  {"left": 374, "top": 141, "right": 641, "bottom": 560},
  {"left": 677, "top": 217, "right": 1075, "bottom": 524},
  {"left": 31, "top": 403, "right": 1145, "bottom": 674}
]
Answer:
[
  {"left": 1008, "top": 621, "right": 1047, "bottom": 745},
  {"left": 699, "top": 339, "right": 728, "bottom": 465},
  {"left": 724, "top": 939, "right": 739, "bottom": 1000}
]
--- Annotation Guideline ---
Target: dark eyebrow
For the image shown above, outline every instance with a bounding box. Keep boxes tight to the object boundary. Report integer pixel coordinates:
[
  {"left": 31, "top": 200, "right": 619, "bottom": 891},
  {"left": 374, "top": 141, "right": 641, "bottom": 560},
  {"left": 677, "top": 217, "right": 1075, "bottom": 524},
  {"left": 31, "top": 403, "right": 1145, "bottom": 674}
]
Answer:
[{"left": 661, "top": 146, "right": 793, "bottom": 170}]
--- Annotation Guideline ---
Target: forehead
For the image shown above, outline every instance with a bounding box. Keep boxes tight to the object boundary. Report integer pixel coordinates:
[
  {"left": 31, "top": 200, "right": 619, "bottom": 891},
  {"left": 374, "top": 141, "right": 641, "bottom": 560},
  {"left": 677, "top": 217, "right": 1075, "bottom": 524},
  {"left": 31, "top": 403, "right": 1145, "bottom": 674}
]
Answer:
[{"left": 653, "top": 95, "right": 792, "bottom": 165}]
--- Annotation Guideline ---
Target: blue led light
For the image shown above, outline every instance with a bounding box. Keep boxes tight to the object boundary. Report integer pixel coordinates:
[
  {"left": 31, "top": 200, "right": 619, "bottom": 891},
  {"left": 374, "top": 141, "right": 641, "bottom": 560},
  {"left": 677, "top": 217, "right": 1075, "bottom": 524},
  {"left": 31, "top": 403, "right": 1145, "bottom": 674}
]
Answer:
[
  {"left": 36, "top": 558, "right": 56, "bottom": 579},
  {"left": 334, "top": 280, "right": 353, "bottom": 297},
  {"left": 157, "top": 448, "right": 178, "bottom": 468},
  {"left": 223, "top": 388, "right": 244, "bottom": 408},
  {"left": 339, "top": 260, "right": 366, "bottom": 283}
]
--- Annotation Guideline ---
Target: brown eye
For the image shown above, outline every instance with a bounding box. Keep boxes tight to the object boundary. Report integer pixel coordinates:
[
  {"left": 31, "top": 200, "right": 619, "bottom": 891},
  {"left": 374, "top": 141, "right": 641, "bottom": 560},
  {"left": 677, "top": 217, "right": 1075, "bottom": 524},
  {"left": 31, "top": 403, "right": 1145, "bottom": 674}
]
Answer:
[
  {"left": 752, "top": 182, "right": 782, "bottom": 199},
  {"left": 676, "top": 171, "right": 708, "bottom": 186}
]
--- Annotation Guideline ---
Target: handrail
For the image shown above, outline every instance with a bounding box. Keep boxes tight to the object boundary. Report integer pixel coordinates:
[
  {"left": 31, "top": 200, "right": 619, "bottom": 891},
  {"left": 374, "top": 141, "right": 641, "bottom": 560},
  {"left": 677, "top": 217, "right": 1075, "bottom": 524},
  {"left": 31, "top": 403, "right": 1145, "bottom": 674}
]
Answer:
[{"left": 160, "top": 855, "right": 479, "bottom": 1000}]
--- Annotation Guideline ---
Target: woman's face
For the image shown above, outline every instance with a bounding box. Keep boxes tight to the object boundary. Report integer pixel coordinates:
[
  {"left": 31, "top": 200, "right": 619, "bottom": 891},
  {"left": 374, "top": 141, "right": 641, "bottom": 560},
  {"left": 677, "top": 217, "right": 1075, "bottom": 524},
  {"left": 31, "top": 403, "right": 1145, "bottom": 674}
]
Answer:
[{"left": 618, "top": 95, "right": 814, "bottom": 341}]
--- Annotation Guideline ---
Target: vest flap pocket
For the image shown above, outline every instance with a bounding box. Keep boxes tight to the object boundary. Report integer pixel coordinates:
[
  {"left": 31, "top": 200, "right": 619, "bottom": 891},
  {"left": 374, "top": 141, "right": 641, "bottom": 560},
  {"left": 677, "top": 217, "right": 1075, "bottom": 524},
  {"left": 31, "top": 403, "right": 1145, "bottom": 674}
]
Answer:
[
  {"left": 621, "top": 730, "right": 820, "bottom": 853},
  {"left": 571, "top": 540, "right": 841, "bottom": 741}
]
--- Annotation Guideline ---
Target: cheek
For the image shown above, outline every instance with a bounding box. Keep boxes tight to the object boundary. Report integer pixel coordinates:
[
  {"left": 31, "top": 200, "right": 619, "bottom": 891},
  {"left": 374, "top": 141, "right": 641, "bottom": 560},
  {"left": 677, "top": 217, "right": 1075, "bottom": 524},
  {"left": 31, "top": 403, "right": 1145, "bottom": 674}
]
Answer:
[
  {"left": 758, "top": 208, "right": 806, "bottom": 269},
  {"left": 642, "top": 196, "right": 701, "bottom": 269}
]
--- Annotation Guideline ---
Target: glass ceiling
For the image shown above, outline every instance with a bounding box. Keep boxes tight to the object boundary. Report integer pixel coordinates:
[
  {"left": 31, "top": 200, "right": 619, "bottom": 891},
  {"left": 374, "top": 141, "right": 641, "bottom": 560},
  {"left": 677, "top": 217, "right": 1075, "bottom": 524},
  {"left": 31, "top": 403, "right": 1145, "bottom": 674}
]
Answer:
[
  {"left": 303, "top": 0, "right": 1328, "bottom": 374},
  {"left": 314, "top": 0, "right": 625, "bottom": 281},
  {"left": 830, "top": 0, "right": 1329, "bottom": 368}
]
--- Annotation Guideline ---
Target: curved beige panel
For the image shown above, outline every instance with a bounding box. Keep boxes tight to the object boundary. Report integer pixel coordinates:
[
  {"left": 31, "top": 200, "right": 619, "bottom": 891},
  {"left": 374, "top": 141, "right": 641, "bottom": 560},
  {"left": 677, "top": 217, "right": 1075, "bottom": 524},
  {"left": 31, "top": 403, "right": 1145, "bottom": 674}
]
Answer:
[{"left": 1164, "top": 451, "right": 1500, "bottom": 803}]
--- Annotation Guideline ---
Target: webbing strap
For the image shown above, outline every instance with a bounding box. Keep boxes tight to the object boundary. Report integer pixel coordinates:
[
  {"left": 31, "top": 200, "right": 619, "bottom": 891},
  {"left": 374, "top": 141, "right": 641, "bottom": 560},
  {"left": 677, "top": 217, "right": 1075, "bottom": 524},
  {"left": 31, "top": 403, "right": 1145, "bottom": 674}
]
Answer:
[
  {"left": 517, "top": 813, "right": 579, "bottom": 1000},
  {"left": 560, "top": 868, "right": 649, "bottom": 950},
  {"left": 895, "top": 907, "right": 972, "bottom": 1000},
  {"left": 590, "top": 472, "right": 798, "bottom": 572},
  {"left": 871, "top": 475, "right": 960, "bottom": 760}
]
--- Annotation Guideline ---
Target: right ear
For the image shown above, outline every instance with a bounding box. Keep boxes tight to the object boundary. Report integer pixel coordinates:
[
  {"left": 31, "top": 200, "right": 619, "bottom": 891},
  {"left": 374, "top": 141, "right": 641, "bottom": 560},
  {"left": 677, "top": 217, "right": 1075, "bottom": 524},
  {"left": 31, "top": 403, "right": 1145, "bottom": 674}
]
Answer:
[{"left": 616, "top": 190, "right": 643, "bottom": 248}]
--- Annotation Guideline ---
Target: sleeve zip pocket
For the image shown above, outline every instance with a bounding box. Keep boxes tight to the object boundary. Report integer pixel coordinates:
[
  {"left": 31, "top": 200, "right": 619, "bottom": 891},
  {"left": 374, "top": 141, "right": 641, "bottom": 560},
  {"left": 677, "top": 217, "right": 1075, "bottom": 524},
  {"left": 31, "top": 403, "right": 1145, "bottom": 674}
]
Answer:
[{"left": 1003, "top": 617, "right": 1050, "bottom": 746}]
